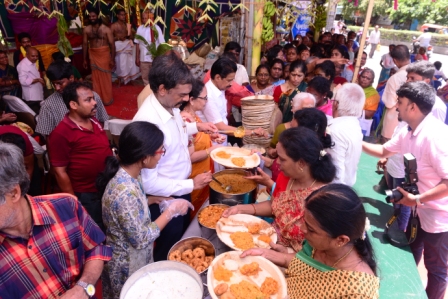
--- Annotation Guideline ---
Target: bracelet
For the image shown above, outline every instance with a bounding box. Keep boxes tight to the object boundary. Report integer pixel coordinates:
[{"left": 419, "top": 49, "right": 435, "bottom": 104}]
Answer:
[
  {"left": 205, "top": 148, "right": 209, "bottom": 157},
  {"left": 250, "top": 203, "right": 257, "bottom": 215}
]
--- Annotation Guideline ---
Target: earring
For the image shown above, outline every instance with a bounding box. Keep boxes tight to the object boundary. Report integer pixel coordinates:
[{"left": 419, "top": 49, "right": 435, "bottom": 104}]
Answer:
[{"left": 299, "top": 167, "right": 304, "bottom": 172}]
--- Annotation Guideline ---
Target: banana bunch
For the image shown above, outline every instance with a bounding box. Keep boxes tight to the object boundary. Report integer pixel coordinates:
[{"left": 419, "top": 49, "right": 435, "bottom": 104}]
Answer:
[{"left": 261, "top": 1, "right": 276, "bottom": 43}]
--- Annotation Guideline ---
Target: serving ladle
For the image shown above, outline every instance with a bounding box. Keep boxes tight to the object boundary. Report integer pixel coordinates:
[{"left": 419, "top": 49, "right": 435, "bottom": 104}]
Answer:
[{"left": 212, "top": 175, "right": 232, "bottom": 193}]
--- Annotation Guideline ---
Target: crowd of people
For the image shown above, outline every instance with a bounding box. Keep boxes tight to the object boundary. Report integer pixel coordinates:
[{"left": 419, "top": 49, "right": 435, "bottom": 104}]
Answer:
[{"left": 1, "top": 11, "right": 448, "bottom": 299}]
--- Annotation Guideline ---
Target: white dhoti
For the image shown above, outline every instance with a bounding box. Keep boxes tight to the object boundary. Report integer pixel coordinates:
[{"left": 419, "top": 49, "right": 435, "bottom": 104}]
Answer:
[{"left": 114, "top": 40, "right": 141, "bottom": 84}]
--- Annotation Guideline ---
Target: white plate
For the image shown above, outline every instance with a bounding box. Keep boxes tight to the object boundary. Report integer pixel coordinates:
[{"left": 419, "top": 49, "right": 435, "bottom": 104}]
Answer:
[
  {"left": 210, "top": 147, "right": 260, "bottom": 169},
  {"left": 206, "top": 251, "right": 287, "bottom": 299},
  {"left": 216, "top": 214, "right": 277, "bottom": 251}
]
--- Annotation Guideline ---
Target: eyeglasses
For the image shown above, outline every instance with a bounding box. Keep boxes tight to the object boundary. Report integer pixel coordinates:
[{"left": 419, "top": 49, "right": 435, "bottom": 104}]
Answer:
[
  {"left": 196, "top": 95, "right": 208, "bottom": 101},
  {"left": 155, "top": 145, "right": 166, "bottom": 156}
]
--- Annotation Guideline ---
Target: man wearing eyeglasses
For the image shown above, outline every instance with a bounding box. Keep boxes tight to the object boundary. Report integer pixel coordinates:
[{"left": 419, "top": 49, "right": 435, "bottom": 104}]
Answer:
[{"left": 133, "top": 51, "right": 217, "bottom": 261}]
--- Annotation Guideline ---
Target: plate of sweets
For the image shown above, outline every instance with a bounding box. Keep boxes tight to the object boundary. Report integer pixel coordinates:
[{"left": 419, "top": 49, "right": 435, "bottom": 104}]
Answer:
[
  {"left": 216, "top": 214, "right": 277, "bottom": 251},
  {"left": 207, "top": 251, "right": 288, "bottom": 299},
  {"left": 210, "top": 147, "right": 260, "bottom": 169}
]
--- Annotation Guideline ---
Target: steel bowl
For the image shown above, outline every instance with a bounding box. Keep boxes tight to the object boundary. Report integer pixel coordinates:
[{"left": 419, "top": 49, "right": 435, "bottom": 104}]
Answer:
[
  {"left": 119, "top": 260, "right": 203, "bottom": 299},
  {"left": 167, "top": 237, "right": 215, "bottom": 275},
  {"left": 209, "top": 169, "right": 258, "bottom": 206},
  {"left": 197, "top": 204, "right": 229, "bottom": 239}
]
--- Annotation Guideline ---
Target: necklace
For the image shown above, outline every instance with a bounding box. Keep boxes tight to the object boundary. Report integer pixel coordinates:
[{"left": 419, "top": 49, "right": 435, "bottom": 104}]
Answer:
[
  {"left": 256, "top": 82, "right": 268, "bottom": 91},
  {"left": 288, "top": 178, "right": 317, "bottom": 191},
  {"left": 312, "top": 246, "right": 355, "bottom": 268}
]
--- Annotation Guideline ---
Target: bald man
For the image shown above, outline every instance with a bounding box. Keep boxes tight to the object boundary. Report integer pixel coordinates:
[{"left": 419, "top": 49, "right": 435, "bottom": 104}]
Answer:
[{"left": 17, "top": 47, "right": 45, "bottom": 114}]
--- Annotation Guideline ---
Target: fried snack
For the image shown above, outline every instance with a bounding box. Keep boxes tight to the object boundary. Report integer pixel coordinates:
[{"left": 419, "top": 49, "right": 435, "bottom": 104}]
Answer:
[
  {"left": 198, "top": 205, "right": 228, "bottom": 228},
  {"left": 193, "top": 247, "right": 205, "bottom": 259},
  {"left": 221, "top": 292, "right": 236, "bottom": 299},
  {"left": 216, "top": 151, "right": 231, "bottom": 159},
  {"left": 230, "top": 232, "right": 255, "bottom": 250},
  {"left": 168, "top": 250, "right": 181, "bottom": 261},
  {"left": 231, "top": 157, "right": 246, "bottom": 167},
  {"left": 196, "top": 265, "right": 206, "bottom": 273},
  {"left": 239, "top": 262, "right": 261, "bottom": 276},
  {"left": 205, "top": 256, "right": 214, "bottom": 264},
  {"left": 257, "top": 234, "right": 271, "bottom": 244},
  {"left": 229, "top": 280, "right": 268, "bottom": 299},
  {"left": 260, "top": 277, "right": 279, "bottom": 295},
  {"left": 246, "top": 223, "right": 261, "bottom": 234},
  {"left": 181, "top": 249, "right": 194, "bottom": 261},
  {"left": 214, "top": 283, "right": 229, "bottom": 296},
  {"left": 214, "top": 265, "right": 233, "bottom": 282}
]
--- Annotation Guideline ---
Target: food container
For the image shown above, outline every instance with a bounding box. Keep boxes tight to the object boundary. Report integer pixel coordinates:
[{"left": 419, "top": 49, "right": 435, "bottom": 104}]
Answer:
[
  {"left": 209, "top": 169, "right": 257, "bottom": 206},
  {"left": 197, "top": 204, "right": 229, "bottom": 236},
  {"left": 167, "top": 237, "right": 216, "bottom": 275},
  {"left": 120, "top": 260, "right": 203, "bottom": 299}
]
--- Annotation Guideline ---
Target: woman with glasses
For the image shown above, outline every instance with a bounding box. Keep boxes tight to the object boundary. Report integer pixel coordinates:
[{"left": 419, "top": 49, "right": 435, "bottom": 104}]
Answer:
[
  {"left": 246, "top": 64, "right": 275, "bottom": 96},
  {"left": 180, "top": 79, "right": 224, "bottom": 214},
  {"left": 97, "top": 121, "right": 192, "bottom": 299}
]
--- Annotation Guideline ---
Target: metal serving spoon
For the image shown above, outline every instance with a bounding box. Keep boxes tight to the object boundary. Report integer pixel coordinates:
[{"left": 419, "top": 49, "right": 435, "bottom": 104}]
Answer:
[{"left": 211, "top": 175, "right": 232, "bottom": 193}]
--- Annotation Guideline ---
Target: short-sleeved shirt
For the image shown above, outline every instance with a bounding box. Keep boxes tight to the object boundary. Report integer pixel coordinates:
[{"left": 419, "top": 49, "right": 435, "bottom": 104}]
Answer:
[
  {"left": 0, "top": 194, "right": 112, "bottom": 299},
  {"left": 384, "top": 115, "right": 448, "bottom": 233},
  {"left": 48, "top": 115, "right": 112, "bottom": 193},
  {"left": 0, "top": 125, "right": 33, "bottom": 156},
  {"left": 36, "top": 91, "right": 109, "bottom": 136}
]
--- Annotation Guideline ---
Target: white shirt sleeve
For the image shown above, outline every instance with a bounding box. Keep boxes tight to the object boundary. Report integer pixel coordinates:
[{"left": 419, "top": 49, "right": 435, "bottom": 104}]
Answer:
[
  {"left": 202, "top": 97, "right": 224, "bottom": 124},
  {"left": 235, "top": 65, "right": 250, "bottom": 85},
  {"left": 327, "top": 130, "right": 347, "bottom": 184},
  {"left": 382, "top": 75, "right": 399, "bottom": 109},
  {"left": 186, "top": 121, "right": 198, "bottom": 135},
  {"left": 156, "top": 25, "right": 165, "bottom": 45},
  {"left": 141, "top": 167, "right": 194, "bottom": 197}
]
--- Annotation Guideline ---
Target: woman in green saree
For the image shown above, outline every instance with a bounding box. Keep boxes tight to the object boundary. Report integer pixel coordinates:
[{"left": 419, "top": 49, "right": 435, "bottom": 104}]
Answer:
[
  {"left": 272, "top": 60, "right": 308, "bottom": 123},
  {"left": 242, "top": 184, "right": 380, "bottom": 299}
]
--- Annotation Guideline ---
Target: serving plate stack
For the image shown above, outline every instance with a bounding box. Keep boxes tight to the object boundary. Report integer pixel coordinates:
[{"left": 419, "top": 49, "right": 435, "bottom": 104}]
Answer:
[{"left": 241, "top": 95, "right": 275, "bottom": 148}]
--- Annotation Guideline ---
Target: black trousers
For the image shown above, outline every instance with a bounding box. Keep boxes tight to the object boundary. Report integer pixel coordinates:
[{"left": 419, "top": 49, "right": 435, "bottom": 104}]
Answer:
[
  {"left": 149, "top": 193, "right": 191, "bottom": 262},
  {"left": 75, "top": 191, "right": 105, "bottom": 233}
]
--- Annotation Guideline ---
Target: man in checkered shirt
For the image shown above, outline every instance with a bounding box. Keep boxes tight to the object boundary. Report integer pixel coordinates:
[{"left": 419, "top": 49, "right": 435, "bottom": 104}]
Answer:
[
  {"left": 0, "top": 142, "right": 112, "bottom": 299},
  {"left": 35, "top": 60, "right": 109, "bottom": 138}
]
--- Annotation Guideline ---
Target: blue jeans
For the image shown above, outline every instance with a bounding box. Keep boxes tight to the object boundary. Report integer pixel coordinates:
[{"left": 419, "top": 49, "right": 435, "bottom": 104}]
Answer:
[
  {"left": 385, "top": 173, "right": 411, "bottom": 231},
  {"left": 408, "top": 217, "right": 448, "bottom": 299}
]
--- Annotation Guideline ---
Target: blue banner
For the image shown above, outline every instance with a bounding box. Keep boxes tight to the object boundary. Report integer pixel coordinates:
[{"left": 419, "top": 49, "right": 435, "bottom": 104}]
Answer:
[{"left": 291, "top": 12, "right": 311, "bottom": 39}]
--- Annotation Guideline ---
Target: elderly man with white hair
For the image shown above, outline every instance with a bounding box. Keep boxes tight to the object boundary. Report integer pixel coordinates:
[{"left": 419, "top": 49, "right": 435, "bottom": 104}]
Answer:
[
  {"left": 268, "top": 92, "right": 316, "bottom": 158},
  {"left": 327, "top": 83, "right": 366, "bottom": 186}
]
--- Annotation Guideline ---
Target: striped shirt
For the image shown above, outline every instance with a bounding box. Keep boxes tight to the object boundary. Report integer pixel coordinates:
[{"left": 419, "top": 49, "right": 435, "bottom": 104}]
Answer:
[
  {"left": 0, "top": 194, "right": 112, "bottom": 299},
  {"left": 35, "top": 91, "right": 109, "bottom": 136}
]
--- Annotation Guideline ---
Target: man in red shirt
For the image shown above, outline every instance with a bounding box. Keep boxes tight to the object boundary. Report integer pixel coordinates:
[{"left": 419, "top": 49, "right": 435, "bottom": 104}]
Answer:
[{"left": 48, "top": 81, "right": 112, "bottom": 231}]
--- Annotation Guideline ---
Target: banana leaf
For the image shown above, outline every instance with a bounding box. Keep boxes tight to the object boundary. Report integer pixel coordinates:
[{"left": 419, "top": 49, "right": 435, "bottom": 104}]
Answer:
[
  {"left": 57, "top": 15, "right": 74, "bottom": 57},
  {"left": 134, "top": 33, "right": 171, "bottom": 58}
]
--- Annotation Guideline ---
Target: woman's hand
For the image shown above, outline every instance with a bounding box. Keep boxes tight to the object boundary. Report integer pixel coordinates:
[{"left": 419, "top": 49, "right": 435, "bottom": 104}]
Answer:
[
  {"left": 221, "top": 205, "right": 241, "bottom": 218},
  {"left": 241, "top": 243, "right": 294, "bottom": 268},
  {"left": 211, "top": 133, "right": 226, "bottom": 143},
  {"left": 245, "top": 167, "right": 273, "bottom": 187}
]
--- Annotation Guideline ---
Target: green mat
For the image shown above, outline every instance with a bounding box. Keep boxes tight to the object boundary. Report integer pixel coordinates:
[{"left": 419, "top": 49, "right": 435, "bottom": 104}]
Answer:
[{"left": 354, "top": 153, "right": 427, "bottom": 298}]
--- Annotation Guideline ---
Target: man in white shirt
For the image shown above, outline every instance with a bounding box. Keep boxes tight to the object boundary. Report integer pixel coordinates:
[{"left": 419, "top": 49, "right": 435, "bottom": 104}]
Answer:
[
  {"left": 134, "top": 10, "right": 165, "bottom": 85},
  {"left": 17, "top": 47, "right": 44, "bottom": 114},
  {"left": 133, "top": 51, "right": 216, "bottom": 261},
  {"left": 363, "top": 81, "right": 448, "bottom": 299},
  {"left": 381, "top": 45, "right": 410, "bottom": 143},
  {"left": 197, "top": 57, "right": 266, "bottom": 144},
  {"left": 327, "top": 83, "right": 366, "bottom": 186},
  {"left": 368, "top": 25, "right": 380, "bottom": 59},
  {"left": 406, "top": 60, "right": 447, "bottom": 122},
  {"left": 415, "top": 28, "right": 432, "bottom": 48}
]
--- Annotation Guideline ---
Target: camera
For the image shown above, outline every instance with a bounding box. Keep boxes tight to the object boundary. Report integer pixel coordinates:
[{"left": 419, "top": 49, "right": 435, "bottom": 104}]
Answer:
[{"left": 385, "top": 153, "right": 419, "bottom": 203}]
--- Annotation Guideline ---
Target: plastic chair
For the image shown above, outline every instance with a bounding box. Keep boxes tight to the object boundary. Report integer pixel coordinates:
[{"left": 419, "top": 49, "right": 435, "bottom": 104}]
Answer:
[{"left": 2, "top": 95, "right": 36, "bottom": 116}]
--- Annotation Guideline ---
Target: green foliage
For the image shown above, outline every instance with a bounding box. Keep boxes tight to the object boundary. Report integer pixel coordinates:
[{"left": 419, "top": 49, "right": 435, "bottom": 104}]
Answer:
[
  {"left": 134, "top": 34, "right": 173, "bottom": 58},
  {"left": 348, "top": 26, "right": 448, "bottom": 47},
  {"left": 56, "top": 15, "right": 74, "bottom": 58},
  {"left": 341, "top": 0, "right": 392, "bottom": 20},
  {"left": 387, "top": 0, "right": 448, "bottom": 25}
]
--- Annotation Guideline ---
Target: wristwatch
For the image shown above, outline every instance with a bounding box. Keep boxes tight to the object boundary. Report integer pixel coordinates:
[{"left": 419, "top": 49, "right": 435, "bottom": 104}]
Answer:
[
  {"left": 76, "top": 280, "right": 95, "bottom": 298},
  {"left": 415, "top": 195, "right": 423, "bottom": 206}
]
